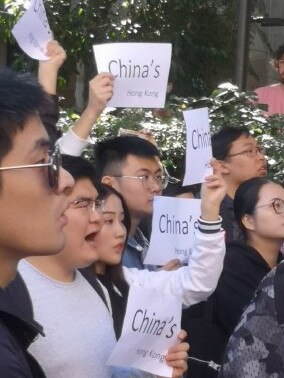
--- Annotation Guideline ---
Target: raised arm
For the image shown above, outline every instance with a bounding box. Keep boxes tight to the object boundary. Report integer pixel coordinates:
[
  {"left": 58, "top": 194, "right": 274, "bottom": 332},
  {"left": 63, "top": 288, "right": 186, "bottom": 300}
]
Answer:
[
  {"left": 123, "top": 159, "right": 227, "bottom": 306},
  {"left": 38, "top": 40, "right": 66, "bottom": 95},
  {"left": 58, "top": 73, "right": 114, "bottom": 155},
  {"left": 38, "top": 40, "right": 66, "bottom": 143},
  {"left": 200, "top": 158, "right": 227, "bottom": 221}
]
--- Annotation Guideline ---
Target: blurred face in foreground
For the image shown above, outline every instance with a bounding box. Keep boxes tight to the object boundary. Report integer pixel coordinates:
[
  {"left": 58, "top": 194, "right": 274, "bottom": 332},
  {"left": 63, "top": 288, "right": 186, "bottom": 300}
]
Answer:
[{"left": 0, "top": 115, "right": 74, "bottom": 270}]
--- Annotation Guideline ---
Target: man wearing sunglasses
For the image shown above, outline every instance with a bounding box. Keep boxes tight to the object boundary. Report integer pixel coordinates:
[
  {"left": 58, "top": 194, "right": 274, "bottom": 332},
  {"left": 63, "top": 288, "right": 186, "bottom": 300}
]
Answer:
[{"left": 0, "top": 68, "right": 74, "bottom": 376}]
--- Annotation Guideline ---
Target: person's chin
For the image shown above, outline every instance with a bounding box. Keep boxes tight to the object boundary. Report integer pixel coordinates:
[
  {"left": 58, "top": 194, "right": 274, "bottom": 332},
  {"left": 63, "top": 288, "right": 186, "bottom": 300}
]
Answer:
[
  {"left": 44, "top": 236, "right": 66, "bottom": 256},
  {"left": 147, "top": 200, "right": 154, "bottom": 211},
  {"left": 143, "top": 208, "right": 153, "bottom": 217},
  {"left": 257, "top": 167, "right": 267, "bottom": 177}
]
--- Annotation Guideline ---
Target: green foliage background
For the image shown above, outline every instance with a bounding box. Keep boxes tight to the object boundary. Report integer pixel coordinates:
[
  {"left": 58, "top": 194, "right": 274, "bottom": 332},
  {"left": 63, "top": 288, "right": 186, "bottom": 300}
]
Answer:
[
  {"left": 58, "top": 84, "right": 284, "bottom": 183},
  {"left": 1, "top": 0, "right": 237, "bottom": 96},
  {"left": 1, "top": 1, "right": 283, "bottom": 182}
]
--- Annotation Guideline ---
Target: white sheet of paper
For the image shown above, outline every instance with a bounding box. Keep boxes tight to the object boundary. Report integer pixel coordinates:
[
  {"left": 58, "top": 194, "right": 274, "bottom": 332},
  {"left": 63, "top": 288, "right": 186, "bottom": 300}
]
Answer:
[
  {"left": 144, "top": 196, "right": 201, "bottom": 265},
  {"left": 93, "top": 43, "right": 172, "bottom": 108},
  {"left": 12, "top": 0, "right": 52, "bottom": 60},
  {"left": 183, "top": 107, "right": 213, "bottom": 185},
  {"left": 107, "top": 285, "right": 182, "bottom": 377}
]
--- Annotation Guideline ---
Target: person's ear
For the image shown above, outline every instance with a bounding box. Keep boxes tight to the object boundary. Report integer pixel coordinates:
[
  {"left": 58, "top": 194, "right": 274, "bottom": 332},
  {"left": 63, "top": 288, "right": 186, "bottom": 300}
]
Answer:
[
  {"left": 101, "top": 175, "right": 113, "bottom": 186},
  {"left": 242, "top": 214, "right": 255, "bottom": 231}
]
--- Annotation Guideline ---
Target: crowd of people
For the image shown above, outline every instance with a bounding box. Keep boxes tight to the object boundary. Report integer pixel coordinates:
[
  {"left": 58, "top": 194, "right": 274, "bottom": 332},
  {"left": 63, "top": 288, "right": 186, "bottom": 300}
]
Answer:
[{"left": 0, "top": 38, "right": 283, "bottom": 378}]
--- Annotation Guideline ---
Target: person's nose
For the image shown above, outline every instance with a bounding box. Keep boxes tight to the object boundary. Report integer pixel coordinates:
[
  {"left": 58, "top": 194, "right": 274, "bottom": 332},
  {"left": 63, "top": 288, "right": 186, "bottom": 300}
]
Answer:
[
  {"left": 148, "top": 176, "right": 162, "bottom": 194},
  {"left": 115, "top": 222, "right": 126, "bottom": 240},
  {"left": 89, "top": 210, "right": 103, "bottom": 232},
  {"left": 257, "top": 151, "right": 267, "bottom": 166}
]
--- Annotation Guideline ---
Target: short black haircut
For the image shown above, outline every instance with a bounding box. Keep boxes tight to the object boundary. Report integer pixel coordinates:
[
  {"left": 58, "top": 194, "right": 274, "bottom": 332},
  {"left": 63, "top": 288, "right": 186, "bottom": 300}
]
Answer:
[
  {"left": 93, "top": 135, "right": 160, "bottom": 181},
  {"left": 0, "top": 67, "right": 45, "bottom": 164},
  {"left": 273, "top": 44, "right": 284, "bottom": 61},
  {"left": 211, "top": 126, "right": 251, "bottom": 160},
  {"left": 61, "top": 154, "right": 96, "bottom": 185},
  {"left": 94, "top": 183, "right": 131, "bottom": 338},
  {"left": 39, "top": 94, "right": 62, "bottom": 145},
  {"left": 234, "top": 176, "right": 271, "bottom": 239}
]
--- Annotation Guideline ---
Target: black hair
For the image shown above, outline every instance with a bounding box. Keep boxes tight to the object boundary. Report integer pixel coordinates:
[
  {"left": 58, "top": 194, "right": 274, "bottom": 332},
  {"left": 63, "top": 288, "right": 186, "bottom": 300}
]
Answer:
[
  {"left": 234, "top": 177, "right": 271, "bottom": 239},
  {"left": 39, "top": 93, "right": 63, "bottom": 145},
  {"left": 95, "top": 184, "right": 130, "bottom": 294},
  {"left": 97, "top": 183, "right": 131, "bottom": 236},
  {"left": 211, "top": 126, "right": 251, "bottom": 160},
  {"left": 93, "top": 135, "right": 160, "bottom": 181},
  {"left": 163, "top": 182, "right": 200, "bottom": 197},
  {"left": 0, "top": 67, "right": 45, "bottom": 164},
  {"left": 273, "top": 44, "right": 284, "bottom": 61},
  {"left": 61, "top": 154, "right": 96, "bottom": 185},
  {"left": 95, "top": 183, "right": 130, "bottom": 339}
]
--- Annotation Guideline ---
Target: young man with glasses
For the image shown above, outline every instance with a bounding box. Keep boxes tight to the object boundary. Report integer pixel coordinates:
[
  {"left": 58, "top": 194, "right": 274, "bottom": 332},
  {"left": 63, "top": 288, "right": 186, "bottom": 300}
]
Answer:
[
  {"left": 211, "top": 126, "right": 267, "bottom": 242},
  {"left": 0, "top": 67, "right": 74, "bottom": 376},
  {"left": 255, "top": 44, "right": 284, "bottom": 115},
  {"left": 182, "top": 127, "right": 267, "bottom": 377},
  {"left": 92, "top": 135, "right": 179, "bottom": 271}
]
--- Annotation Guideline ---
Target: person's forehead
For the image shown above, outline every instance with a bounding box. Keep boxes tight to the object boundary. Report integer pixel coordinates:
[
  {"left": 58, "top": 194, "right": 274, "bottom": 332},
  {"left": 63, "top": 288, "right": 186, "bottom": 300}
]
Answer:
[
  {"left": 3, "top": 116, "right": 50, "bottom": 163},
  {"left": 105, "top": 193, "right": 123, "bottom": 210},
  {"left": 123, "top": 154, "right": 161, "bottom": 171},
  {"left": 230, "top": 134, "right": 257, "bottom": 150},
  {"left": 258, "top": 182, "right": 284, "bottom": 202},
  {"left": 69, "top": 178, "right": 98, "bottom": 199}
]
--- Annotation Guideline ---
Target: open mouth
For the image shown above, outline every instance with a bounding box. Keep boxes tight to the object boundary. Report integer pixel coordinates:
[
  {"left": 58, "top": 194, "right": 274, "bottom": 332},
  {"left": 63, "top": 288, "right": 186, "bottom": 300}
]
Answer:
[{"left": 85, "top": 232, "right": 97, "bottom": 244}]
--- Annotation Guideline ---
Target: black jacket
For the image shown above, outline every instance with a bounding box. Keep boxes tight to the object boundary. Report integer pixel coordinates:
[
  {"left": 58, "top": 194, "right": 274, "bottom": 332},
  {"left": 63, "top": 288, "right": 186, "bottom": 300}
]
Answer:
[
  {"left": 0, "top": 273, "right": 46, "bottom": 377},
  {"left": 182, "top": 241, "right": 282, "bottom": 378}
]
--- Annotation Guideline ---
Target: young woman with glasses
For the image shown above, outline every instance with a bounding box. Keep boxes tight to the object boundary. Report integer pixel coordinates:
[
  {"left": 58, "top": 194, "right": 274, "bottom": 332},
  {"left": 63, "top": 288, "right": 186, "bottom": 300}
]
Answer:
[
  {"left": 183, "top": 177, "right": 284, "bottom": 377},
  {"left": 220, "top": 177, "right": 284, "bottom": 376}
]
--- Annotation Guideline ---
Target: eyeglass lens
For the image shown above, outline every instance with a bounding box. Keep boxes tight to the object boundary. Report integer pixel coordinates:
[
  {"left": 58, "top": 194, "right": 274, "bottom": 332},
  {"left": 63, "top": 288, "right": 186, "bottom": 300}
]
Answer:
[
  {"left": 273, "top": 199, "right": 284, "bottom": 214},
  {"left": 142, "top": 175, "right": 166, "bottom": 190},
  {"left": 48, "top": 147, "right": 61, "bottom": 189}
]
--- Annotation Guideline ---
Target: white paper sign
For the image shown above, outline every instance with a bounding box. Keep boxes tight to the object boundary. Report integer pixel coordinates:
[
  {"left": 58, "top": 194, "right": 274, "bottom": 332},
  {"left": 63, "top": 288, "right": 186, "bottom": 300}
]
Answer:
[
  {"left": 144, "top": 196, "right": 201, "bottom": 266},
  {"left": 107, "top": 285, "right": 182, "bottom": 377},
  {"left": 93, "top": 43, "right": 172, "bottom": 108},
  {"left": 12, "top": 0, "right": 52, "bottom": 60},
  {"left": 183, "top": 107, "right": 213, "bottom": 185}
]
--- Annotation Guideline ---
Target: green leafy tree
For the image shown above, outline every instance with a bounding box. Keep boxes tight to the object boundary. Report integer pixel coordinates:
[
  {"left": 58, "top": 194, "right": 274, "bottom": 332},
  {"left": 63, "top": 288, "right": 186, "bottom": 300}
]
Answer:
[
  {"left": 2, "top": 0, "right": 237, "bottom": 97},
  {"left": 67, "top": 84, "right": 282, "bottom": 182}
]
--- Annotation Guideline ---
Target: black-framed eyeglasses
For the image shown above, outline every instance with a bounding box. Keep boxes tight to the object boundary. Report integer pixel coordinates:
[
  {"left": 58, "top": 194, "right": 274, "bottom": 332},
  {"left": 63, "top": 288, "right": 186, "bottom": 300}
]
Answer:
[
  {"left": 0, "top": 146, "right": 61, "bottom": 189},
  {"left": 68, "top": 197, "right": 105, "bottom": 213},
  {"left": 227, "top": 146, "right": 265, "bottom": 158},
  {"left": 255, "top": 198, "right": 284, "bottom": 215}
]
